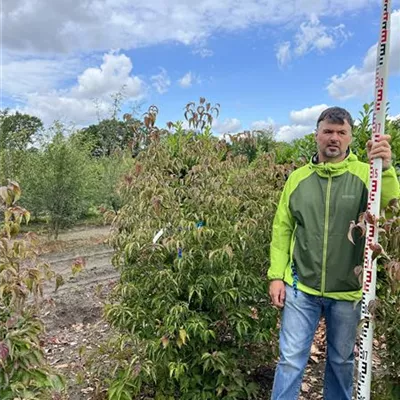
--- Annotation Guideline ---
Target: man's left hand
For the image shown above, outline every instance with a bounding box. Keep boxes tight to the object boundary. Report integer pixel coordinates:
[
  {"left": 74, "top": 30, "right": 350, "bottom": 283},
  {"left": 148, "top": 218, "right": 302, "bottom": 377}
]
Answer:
[{"left": 367, "top": 134, "right": 392, "bottom": 171}]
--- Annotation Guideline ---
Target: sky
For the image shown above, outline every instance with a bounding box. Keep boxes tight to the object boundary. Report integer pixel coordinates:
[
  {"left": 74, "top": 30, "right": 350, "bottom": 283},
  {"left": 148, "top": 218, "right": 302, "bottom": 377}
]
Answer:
[{"left": 1, "top": 0, "right": 400, "bottom": 142}]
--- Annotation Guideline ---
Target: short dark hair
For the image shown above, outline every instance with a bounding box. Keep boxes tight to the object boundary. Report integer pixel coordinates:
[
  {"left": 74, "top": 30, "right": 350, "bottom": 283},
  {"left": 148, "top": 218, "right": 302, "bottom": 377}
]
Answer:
[{"left": 317, "top": 106, "right": 354, "bottom": 129}]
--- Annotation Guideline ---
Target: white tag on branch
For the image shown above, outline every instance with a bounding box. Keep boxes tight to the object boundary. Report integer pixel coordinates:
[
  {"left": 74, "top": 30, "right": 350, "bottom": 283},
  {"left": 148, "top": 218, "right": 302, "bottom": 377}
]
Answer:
[{"left": 153, "top": 229, "right": 164, "bottom": 244}]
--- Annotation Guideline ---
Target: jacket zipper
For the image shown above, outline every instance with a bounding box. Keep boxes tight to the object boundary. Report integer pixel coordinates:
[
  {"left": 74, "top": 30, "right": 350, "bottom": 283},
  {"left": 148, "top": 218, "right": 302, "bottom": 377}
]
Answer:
[{"left": 321, "top": 172, "right": 332, "bottom": 295}]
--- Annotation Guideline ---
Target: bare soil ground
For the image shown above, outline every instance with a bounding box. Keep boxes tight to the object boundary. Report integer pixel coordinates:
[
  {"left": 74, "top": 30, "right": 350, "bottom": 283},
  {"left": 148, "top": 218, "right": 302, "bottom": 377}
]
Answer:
[
  {"left": 38, "top": 225, "right": 354, "bottom": 400},
  {"left": 39, "top": 225, "right": 117, "bottom": 399}
]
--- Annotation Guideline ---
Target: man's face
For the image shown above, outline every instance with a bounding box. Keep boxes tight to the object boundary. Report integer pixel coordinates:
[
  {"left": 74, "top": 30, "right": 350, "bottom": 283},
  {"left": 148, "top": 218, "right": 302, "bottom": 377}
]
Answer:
[{"left": 315, "top": 119, "right": 352, "bottom": 162}]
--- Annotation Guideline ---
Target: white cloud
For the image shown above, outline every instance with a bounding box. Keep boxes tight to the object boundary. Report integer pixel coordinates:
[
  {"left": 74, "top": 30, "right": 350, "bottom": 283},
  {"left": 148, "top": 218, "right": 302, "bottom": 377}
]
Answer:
[
  {"left": 327, "top": 10, "right": 400, "bottom": 100},
  {"left": 250, "top": 118, "right": 275, "bottom": 131},
  {"left": 178, "top": 71, "right": 201, "bottom": 88},
  {"left": 290, "top": 104, "right": 329, "bottom": 125},
  {"left": 179, "top": 72, "right": 193, "bottom": 88},
  {"left": 7, "top": 51, "right": 146, "bottom": 126},
  {"left": 277, "top": 15, "right": 349, "bottom": 65},
  {"left": 2, "top": 55, "right": 82, "bottom": 101},
  {"left": 192, "top": 48, "right": 214, "bottom": 58},
  {"left": 150, "top": 68, "right": 171, "bottom": 94},
  {"left": 74, "top": 52, "right": 143, "bottom": 99},
  {"left": 327, "top": 68, "right": 375, "bottom": 100},
  {"left": 3, "top": 1, "right": 371, "bottom": 55},
  {"left": 276, "top": 124, "right": 314, "bottom": 142},
  {"left": 275, "top": 104, "right": 329, "bottom": 141},
  {"left": 294, "top": 15, "right": 348, "bottom": 56},
  {"left": 276, "top": 42, "right": 291, "bottom": 66},
  {"left": 21, "top": 94, "right": 110, "bottom": 127},
  {"left": 213, "top": 118, "right": 242, "bottom": 134}
]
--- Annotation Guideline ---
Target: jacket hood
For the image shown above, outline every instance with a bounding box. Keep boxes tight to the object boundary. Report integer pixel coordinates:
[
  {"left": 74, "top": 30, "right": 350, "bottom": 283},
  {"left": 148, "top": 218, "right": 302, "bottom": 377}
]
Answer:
[{"left": 308, "top": 148, "right": 358, "bottom": 176}]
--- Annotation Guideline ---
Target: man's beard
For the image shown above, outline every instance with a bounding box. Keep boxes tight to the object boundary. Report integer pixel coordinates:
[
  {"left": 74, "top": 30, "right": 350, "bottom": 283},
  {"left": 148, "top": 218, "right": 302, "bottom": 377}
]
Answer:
[{"left": 323, "top": 146, "right": 342, "bottom": 159}]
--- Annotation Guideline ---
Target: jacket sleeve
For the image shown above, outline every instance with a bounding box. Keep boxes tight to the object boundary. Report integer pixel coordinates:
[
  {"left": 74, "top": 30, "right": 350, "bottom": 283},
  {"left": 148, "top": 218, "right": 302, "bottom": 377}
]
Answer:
[
  {"left": 267, "top": 176, "right": 295, "bottom": 281},
  {"left": 381, "top": 166, "right": 400, "bottom": 209}
]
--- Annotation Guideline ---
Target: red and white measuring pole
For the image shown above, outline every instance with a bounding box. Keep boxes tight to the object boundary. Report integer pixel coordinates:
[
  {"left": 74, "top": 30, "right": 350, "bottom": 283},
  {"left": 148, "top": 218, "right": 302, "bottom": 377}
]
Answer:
[{"left": 357, "top": 1, "right": 392, "bottom": 399}]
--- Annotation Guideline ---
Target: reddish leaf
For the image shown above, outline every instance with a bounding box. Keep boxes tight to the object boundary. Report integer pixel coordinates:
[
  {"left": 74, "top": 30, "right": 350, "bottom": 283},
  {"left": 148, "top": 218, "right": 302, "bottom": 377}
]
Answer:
[
  {"left": 152, "top": 197, "right": 162, "bottom": 215},
  {"left": 382, "top": 222, "right": 392, "bottom": 233},
  {"left": 386, "top": 261, "right": 400, "bottom": 282},
  {"left": 387, "top": 198, "right": 399, "bottom": 211},
  {"left": 197, "top": 106, "right": 205, "bottom": 115},
  {"left": 0, "top": 342, "right": 9, "bottom": 361},
  {"left": 5, "top": 317, "right": 17, "bottom": 329},
  {"left": 124, "top": 175, "right": 133, "bottom": 185},
  {"left": 347, "top": 221, "right": 362, "bottom": 245},
  {"left": 354, "top": 265, "right": 363, "bottom": 286},
  {"left": 369, "top": 243, "right": 382, "bottom": 260},
  {"left": 347, "top": 221, "right": 356, "bottom": 244},
  {"left": 369, "top": 243, "right": 389, "bottom": 261},
  {"left": 135, "top": 163, "right": 142, "bottom": 176},
  {"left": 149, "top": 105, "right": 159, "bottom": 114},
  {"left": 161, "top": 336, "right": 169, "bottom": 348},
  {"left": 364, "top": 211, "right": 378, "bottom": 225}
]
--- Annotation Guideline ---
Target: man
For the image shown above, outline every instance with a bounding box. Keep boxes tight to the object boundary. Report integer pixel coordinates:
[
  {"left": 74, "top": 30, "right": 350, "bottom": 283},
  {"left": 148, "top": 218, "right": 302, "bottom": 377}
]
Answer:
[{"left": 268, "top": 106, "right": 400, "bottom": 400}]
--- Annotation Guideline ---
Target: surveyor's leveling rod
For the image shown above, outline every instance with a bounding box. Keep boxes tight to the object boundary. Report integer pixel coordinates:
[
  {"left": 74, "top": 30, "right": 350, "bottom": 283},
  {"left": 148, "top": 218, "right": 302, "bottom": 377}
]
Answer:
[{"left": 357, "top": 1, "right": 392, "bottom": 399}]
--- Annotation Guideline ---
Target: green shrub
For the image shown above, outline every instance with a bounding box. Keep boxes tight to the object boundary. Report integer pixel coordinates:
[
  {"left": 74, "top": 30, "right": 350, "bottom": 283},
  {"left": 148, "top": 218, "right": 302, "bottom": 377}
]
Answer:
[
  {"left": 102, "top": 132, "right": 291, "bottom": 399},
  {"left": 0, "top": 182, "right": 65, "bottom": 399},
  {"left": 371, "top": 200, "right": 400, "bottom": 399}
]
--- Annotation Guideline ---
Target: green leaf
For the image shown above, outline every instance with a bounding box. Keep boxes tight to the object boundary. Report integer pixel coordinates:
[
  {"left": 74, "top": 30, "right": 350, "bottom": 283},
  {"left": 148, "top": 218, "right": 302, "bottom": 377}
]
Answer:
[
  {"left": 55, "top": 274, "right": 65, "bottom": 292},
  {"left": 179, "top": 329, "right": 187, "bottom": 346}
]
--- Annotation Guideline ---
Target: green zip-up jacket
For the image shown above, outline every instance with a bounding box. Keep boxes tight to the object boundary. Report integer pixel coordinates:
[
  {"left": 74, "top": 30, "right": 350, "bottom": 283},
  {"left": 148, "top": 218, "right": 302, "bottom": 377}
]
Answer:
[{"left": 268, "top": 151, "right": 400, "bottom": 301}]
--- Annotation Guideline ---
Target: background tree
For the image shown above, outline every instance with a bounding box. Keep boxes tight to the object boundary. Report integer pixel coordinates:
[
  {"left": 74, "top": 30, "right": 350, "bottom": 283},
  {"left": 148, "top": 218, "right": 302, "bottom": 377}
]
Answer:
[
  {"left": 0, "top": 109, "right": 43, "bottom": 151},
  {"left": 0, "top": 110, "right": 43, "bottom": 184},
  {"left": 75, "top": 119, "right": 134, "bottom": 157},
  {"left": 94, "top": 150, "right": 135, "bottom": 214},
  {"left": 20, "top": 122, "right": 96, "bottom": 238},
  {"left": 225, "top": 128, "right": 276, "bottom": 164}
]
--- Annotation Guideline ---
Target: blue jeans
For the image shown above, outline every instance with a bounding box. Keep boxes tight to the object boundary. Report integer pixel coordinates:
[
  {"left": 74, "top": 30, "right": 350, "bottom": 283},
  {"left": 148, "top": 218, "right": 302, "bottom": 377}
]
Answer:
[{"left": 271, "top": 284, "right": 361, "bottom": 400}]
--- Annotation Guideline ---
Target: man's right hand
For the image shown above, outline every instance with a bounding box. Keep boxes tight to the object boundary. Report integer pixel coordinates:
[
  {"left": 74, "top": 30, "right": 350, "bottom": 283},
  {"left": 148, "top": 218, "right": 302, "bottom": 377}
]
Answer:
[{"left": 269, "top": 280, "right": 286, "bottom": 308}]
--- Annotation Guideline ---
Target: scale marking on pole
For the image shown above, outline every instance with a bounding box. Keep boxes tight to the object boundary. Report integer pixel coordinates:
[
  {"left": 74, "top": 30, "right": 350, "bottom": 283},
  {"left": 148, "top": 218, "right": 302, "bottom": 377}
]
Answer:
[{"left": 356, "top": 1, "right": 392, "bottom": 399}]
